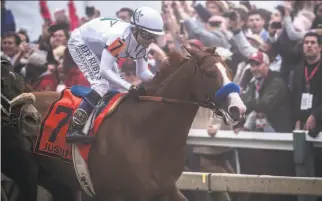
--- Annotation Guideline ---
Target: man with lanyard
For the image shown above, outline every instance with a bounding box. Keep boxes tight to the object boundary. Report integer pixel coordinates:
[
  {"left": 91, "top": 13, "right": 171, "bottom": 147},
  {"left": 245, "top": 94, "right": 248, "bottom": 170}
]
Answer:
[
  {"left": 66, "top": 7, "right": 164, "bottom": 143},
  {"left": 292, "top": 31, "right": 322, "bottom": 137},
  {"left": 239, "top": 51, "right": 292, "bottom": 133}
]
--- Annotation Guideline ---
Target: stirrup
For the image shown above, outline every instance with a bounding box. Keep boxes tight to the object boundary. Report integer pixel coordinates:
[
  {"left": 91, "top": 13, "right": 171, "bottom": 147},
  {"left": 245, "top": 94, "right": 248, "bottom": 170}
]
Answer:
[
  {"left": 66, "top": 125, "right": 93, "bottom": 144},
  {"left": 66, "top": 121, "right": 93, "bottom": 144},
  {"left": 66, "top": 133, "right": 93, "bottom": 144},
  {"left": 73, "top": 108, "right": 89, "bottom": 126}
]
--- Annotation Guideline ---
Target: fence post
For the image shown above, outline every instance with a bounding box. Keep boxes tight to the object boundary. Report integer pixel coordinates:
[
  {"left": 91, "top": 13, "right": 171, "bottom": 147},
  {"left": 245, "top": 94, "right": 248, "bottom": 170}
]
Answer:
[{"left": 293, "top": 130, "right": 316, "bottom": 201}]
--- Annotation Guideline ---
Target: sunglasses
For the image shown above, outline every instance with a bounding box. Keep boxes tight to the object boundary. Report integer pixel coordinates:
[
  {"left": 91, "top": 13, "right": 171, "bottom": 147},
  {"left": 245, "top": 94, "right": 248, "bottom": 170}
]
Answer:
[
  {"left": 249, "top": 60, "right": 262, "bottom": 66},
  {"left": 208, "top": 21, "right": 222, "bottom": 27},
  {"left": 139, "top": 29, "right": 156, "bottom": 40}
]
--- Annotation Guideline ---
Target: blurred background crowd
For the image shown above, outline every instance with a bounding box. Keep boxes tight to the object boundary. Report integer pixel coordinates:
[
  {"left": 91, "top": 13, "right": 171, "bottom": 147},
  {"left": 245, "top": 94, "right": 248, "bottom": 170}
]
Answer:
[{"left": 1, "top": 1, "right": 322, "bottom": 201}]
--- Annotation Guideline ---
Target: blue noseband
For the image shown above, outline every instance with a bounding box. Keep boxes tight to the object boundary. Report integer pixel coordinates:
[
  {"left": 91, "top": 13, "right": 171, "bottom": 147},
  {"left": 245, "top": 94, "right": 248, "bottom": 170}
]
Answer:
[{"left": 214, "top": 82, "right": 240, "bottom": 100}]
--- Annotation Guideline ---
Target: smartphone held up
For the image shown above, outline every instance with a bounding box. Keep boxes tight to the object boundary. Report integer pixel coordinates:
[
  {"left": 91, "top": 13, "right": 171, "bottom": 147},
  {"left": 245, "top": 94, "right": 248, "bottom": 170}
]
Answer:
[
  {"left": 180, "top": 20, "right": 185, "bottom": 35},
  {"left": 270, "top": 22, "right": 282, "bottom": 29}
]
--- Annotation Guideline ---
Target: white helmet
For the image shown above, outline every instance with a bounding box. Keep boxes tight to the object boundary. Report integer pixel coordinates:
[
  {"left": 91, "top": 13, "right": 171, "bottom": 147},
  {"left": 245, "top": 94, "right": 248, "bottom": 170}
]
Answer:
[{"left": 130, "top": 7, "right": 164, "bottom": 35}]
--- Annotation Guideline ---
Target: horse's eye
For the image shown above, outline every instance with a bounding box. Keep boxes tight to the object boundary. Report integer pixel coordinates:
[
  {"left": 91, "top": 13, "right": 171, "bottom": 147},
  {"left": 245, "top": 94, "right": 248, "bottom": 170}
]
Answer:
[{"left": 204, "top": 70, "right": 217, "bottom": 78}]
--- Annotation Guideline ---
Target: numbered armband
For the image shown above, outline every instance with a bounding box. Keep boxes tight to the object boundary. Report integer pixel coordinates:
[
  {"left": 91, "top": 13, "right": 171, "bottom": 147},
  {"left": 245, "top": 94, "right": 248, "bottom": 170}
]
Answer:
[{"left": 105, "top": 37, "right": 126, "bottom": 57}]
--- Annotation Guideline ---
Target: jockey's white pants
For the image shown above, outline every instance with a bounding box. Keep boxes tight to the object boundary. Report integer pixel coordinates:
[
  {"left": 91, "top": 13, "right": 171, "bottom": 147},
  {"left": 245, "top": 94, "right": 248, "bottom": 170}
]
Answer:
[{"left": 68, "top": 29, "right": 120, "bottom": 97}]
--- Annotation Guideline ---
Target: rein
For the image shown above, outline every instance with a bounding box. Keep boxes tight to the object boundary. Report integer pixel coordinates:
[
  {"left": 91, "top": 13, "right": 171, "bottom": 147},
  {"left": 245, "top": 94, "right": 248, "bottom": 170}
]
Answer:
[
  {"left": 137, "top": 53, "right": 239, "bottom": 125},
  {"left": 138, "top": 96, "right": 215, "bottom": 109},
  {"left": 137, "top": 95, "right": 236, "bottom": 125},
  {"left": 139, "top": 55, "right": 219, "bottom": 109}
]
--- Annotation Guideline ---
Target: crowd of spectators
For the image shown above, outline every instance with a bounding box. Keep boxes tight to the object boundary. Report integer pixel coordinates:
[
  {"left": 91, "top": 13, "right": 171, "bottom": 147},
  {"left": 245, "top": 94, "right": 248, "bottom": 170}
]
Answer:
[
  {"left": 2, "top": 0, "right": 321, "bottom": 135},
  {"left": 1, "top": 1, "right": 322, "bottom": 200}
]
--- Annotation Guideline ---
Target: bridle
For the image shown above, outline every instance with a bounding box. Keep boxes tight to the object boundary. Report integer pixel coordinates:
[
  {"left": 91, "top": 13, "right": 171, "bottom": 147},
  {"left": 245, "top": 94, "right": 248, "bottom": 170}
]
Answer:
[
  {"left": 137, "top": 53, "right": 238, "bottom": 124},
  {"left": 1, "top": 59, "right": 35, "bottom": 127},
  {"left": 1, "top": 93, "right": 21, "bottom": 127}
]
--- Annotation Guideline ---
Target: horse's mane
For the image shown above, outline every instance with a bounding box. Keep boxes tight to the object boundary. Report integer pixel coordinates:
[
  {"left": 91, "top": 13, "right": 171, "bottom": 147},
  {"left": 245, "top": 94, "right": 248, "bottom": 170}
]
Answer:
[
  {"left": 144, "top": 46, "right": 233, "bottom": 95},
  {"left": 145, "top": 51, "right": 186, "bottom": 95}
]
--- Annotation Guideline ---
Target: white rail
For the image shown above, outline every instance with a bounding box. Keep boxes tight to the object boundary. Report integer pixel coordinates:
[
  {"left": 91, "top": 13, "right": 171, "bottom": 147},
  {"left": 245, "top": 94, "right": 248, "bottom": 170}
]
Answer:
[
  {"left": 187, "top": 129, "right": 322, "bottom": 150},
  {"left": 177, "top": 172, "right": 322, "bottom": 196}
]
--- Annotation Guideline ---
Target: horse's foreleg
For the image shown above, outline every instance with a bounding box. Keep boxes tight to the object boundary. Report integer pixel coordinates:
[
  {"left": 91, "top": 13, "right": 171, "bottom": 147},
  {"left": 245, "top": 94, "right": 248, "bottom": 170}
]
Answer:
[{"left": 1, "top": 149, "right": 39, "bottom": 201}]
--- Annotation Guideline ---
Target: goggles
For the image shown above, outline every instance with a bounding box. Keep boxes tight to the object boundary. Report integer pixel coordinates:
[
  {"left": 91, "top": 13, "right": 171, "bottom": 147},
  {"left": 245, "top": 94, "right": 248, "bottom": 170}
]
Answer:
[{"left": 139, "top": 29, "right": 156, "bottom": 40}]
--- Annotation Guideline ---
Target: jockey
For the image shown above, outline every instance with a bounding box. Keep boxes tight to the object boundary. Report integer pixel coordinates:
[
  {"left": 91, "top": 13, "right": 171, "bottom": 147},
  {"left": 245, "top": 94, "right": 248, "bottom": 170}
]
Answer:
[{"left": 66, "top": 7, "right": 164, "bottom": 143}]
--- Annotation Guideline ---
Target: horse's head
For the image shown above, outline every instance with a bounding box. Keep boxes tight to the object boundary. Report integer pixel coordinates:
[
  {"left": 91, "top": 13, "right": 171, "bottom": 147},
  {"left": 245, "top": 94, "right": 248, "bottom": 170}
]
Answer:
[
  {"left": 144, "top": 47, "right": 246, "bottom": 125},
  {"left": 182, "top": 46, "right": 246, "bottom": 124},
  {"left": 1, "top": 58, "right": 24, "bottom": 99},
  {"left": 1, "top": 57, "right": 41, "bottom": 136}
]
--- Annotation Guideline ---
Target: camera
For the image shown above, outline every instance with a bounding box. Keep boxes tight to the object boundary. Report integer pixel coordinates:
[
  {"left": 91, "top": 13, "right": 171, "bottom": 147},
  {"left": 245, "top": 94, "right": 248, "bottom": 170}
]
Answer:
[
  {"left": 270, "top": 22, "right": 282, "bottom": 29},
  {"left": 180, "top": 20, "right": 185, "bottom": 35}
]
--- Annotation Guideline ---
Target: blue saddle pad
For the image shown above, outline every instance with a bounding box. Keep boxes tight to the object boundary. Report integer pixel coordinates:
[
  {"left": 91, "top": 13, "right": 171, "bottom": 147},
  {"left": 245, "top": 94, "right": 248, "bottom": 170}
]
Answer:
[
  {"left": 70, "top": 85, "right": 120, "bottom": 116},
  {"left": 70, "top": 85, "right": 91, "bottom": 98}
]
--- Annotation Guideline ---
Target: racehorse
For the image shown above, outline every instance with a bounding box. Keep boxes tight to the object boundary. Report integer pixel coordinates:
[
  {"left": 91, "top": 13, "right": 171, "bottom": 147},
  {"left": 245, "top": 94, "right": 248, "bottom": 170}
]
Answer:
[
  {"left": 4, "top": 47, "right": 246, "bottom": 201},
  {"left": 1, "top": 58, "right": 41, "bottom": 201},
  {"left": 1, "top": 58, "right": 80, "bottom": 201}
]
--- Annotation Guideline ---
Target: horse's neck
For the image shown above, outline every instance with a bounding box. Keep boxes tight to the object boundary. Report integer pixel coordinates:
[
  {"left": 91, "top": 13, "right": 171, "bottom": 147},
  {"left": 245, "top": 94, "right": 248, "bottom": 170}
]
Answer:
[
  {"left": 156, "top": 64, "right": 193, "bottom": 100},
  {"left": 144, "top": 65, "right": 199, "bottom": 143}
]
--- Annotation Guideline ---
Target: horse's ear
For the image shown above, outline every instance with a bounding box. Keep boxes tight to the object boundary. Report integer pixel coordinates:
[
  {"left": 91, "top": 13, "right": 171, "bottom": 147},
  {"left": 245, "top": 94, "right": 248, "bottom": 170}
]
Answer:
[
  {"left": 204, "top": 47, "right": 216, "bottom": 54},
  {"left": 1, "top": 58, "right": 13, "bottom": 78}
]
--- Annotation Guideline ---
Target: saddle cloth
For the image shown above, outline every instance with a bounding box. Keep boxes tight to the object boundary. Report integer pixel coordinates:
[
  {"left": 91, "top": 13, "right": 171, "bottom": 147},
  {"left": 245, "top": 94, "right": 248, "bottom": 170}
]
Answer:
[{"left": 34, "top": 87, "right": 126, "bottom": 164}]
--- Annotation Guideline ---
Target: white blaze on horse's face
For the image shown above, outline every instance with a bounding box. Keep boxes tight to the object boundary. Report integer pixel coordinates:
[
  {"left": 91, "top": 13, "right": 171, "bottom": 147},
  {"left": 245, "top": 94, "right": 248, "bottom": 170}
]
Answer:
[{"left": 215, "top": 62, "right": 247, "bottom": 117}]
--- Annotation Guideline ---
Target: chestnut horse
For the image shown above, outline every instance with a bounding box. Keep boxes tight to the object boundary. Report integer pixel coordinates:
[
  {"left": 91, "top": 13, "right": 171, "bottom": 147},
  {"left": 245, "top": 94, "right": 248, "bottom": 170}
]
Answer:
[{"left": 5, "top": 48, "right": 246, "bottom": 201}]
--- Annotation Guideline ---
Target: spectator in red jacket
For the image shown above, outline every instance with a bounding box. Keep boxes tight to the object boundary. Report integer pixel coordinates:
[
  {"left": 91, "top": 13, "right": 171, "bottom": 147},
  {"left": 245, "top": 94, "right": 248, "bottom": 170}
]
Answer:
[
  {"left": 60, "top": 47, "right": 90, "bottom": 88},
  {"left": 34, "top": 47, "right": 89, "bottom": 91}
]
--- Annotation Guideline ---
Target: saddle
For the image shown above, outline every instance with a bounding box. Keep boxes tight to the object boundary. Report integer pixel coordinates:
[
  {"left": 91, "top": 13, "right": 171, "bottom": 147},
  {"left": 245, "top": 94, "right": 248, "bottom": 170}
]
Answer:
[
  {"left": 34, "top": 86, "right": 127, "bottom": 197},
  {"left": 71, "top": 86, "right": 121, "bottom": 137},
  {"left": 35, "top": 86, "right": 126, "bottom": 161}
]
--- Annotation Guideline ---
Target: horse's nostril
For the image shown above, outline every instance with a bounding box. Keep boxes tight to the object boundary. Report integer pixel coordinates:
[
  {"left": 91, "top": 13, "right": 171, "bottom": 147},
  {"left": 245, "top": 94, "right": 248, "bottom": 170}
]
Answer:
[
  {"left": 228, "top": 106, "right": 240, "bottom": 120},
  {"left": 24, "top": 115, "right": 38, "bottom": 125}
]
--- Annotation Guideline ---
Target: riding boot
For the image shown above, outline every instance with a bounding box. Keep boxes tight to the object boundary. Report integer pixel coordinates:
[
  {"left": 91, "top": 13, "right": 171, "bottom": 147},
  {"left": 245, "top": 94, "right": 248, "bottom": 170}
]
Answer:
[{"left": 66, "top": 89, "right": 101, "bottom": 144}]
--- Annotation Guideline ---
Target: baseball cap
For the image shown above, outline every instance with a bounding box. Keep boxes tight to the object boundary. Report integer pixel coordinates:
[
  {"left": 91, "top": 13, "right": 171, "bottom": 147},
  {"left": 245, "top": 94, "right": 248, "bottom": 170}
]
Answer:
[
  {"left": 188, "top": 39, "right": 204, "bottom": 50},
  {"left": 248, "top": 51, "right": 269, "bottom": 65}
]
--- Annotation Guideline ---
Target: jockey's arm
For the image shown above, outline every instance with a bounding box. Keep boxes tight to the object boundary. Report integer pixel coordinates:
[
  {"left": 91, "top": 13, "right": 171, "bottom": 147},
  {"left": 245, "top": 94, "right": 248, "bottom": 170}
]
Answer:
[
  {"left": 136, "top": 57, "right": 154, "bottom": 82},
  {"left": 100, "top": 50, "right": 132, "bottom": 91}
]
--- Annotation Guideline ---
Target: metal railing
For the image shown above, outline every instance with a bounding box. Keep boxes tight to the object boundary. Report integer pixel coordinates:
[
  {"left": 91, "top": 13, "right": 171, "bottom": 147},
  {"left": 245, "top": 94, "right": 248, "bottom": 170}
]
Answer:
[
  {"left": 182, "top": 129, "right": 322, "bottom": 201},
  {"left": 187, "top": 129, "right": 322, "bottom": 150}
]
